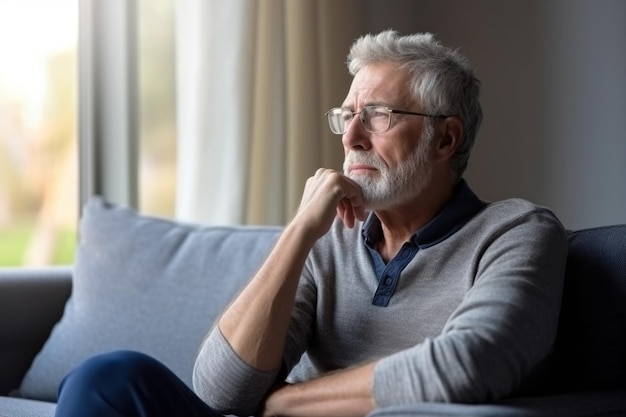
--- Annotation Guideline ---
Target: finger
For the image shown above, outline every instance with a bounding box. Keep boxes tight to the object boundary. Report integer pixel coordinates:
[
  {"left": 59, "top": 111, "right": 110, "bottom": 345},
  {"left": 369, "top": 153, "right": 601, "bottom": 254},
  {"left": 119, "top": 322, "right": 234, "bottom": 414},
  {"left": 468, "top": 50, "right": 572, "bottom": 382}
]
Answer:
[
  {"left": 338, "top": 199, "right": 356, "bottom": 228},
  {"left": 336, "top": 200, "right": 346, "bottom": 222},
  {"left": 353, "top": 200, "right": 366, "bottom": 222},
  {"left": 342, "top": 183, "right": 366, "bottom": 221},
  {"left": 335, "top": 176, "right": 366, "bottom": 227}
]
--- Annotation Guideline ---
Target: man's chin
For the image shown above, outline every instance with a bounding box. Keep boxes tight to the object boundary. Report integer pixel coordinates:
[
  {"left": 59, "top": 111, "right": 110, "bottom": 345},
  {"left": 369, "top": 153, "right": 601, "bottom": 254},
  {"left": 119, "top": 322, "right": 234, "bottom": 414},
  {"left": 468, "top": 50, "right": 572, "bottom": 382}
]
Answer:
[
  {"left": 347, "top": 172, "right": 379, "bottom": 186},
  {"left": 345, "top": 175, "right": 398, "bottom": 210}
]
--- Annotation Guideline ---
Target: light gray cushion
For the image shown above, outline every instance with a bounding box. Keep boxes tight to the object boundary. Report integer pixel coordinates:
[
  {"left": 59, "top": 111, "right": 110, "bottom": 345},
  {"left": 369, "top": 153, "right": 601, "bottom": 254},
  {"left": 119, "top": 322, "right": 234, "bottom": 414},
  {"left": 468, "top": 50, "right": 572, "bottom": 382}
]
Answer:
[
  {"left": 0, "top": 397, "right": 55, "bottom": 417},
  {"left": 19, "top": 197, "right": 281, "bottom": 401}
]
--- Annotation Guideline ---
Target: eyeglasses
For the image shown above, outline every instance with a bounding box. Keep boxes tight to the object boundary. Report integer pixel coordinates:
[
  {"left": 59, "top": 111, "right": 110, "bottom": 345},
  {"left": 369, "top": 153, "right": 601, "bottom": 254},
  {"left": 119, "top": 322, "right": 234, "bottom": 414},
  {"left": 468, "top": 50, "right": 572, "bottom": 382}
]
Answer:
[{"left": 325, "top": 105, "right": 450, "bottom": 135}]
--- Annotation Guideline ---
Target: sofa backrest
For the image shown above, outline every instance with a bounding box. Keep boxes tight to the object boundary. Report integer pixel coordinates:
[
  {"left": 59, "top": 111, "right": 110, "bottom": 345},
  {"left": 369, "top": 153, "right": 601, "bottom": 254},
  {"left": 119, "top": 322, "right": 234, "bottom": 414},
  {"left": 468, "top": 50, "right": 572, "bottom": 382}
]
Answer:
[
  {"left": 540, "top": 225, "right": 626, "bottom": 393},
  {"left": 19, "top": 196, "right": 626, "bottom": 400}
]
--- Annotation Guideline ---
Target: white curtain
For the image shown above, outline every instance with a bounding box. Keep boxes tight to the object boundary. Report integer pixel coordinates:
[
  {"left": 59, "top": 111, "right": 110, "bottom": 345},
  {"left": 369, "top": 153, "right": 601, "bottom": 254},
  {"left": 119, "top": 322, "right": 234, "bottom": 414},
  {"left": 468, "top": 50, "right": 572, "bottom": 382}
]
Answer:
[{"left": 175, "top": 0, "right": 365, "bottom": 225}]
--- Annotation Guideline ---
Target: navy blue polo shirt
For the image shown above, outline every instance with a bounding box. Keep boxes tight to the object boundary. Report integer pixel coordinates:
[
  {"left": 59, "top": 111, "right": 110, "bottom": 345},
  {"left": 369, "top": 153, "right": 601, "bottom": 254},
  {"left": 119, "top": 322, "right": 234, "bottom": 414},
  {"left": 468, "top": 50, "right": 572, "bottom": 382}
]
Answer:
[{"left": 362, "top": 180, "right": 485, "bottom": 307}]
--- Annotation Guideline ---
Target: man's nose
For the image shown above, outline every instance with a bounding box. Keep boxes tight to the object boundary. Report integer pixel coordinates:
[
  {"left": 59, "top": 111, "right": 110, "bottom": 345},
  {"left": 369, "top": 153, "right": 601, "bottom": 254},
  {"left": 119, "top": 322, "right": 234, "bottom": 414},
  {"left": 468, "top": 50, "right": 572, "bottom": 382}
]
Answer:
[{"left": 341, "top": 116, "right": 372, "bottom": 151}]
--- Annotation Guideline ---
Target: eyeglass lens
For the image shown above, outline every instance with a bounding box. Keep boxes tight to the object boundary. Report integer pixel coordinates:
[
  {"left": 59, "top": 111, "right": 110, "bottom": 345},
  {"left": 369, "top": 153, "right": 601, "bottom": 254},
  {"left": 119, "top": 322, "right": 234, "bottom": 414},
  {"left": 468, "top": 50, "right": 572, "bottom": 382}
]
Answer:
[{"left": 327, "top": 107, "right": 391, "bottom": 134}]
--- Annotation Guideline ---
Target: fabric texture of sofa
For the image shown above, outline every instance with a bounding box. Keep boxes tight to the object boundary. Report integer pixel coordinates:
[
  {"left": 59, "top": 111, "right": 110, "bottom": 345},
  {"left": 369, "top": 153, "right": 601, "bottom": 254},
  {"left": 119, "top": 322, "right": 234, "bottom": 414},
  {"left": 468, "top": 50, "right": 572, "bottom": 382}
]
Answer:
[{"left": 0, "top": 197, "right": 625, "bottom": 417}]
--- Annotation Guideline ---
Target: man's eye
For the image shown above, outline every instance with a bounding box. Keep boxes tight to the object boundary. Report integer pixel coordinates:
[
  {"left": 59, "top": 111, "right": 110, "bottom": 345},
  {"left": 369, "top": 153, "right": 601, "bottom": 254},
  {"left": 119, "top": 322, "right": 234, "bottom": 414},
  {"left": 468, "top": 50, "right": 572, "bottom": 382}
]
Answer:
[{"left": 368, "top": 109, "right": 387, "bottom": 118}]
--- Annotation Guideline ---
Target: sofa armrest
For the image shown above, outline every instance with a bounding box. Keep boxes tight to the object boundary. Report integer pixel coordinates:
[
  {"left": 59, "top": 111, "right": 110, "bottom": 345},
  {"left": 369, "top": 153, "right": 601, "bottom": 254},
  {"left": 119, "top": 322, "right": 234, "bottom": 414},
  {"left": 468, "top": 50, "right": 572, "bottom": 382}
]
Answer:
[{"left": 0, "top": 267, "right": 72, "bottom": 395}]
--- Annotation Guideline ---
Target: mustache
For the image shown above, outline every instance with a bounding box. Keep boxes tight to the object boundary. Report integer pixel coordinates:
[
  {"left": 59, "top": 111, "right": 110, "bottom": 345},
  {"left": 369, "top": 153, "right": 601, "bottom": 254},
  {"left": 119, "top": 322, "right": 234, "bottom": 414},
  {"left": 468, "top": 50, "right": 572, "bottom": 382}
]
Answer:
[{"left": 343, "top": 152, "right": 387, "bottom": 173}]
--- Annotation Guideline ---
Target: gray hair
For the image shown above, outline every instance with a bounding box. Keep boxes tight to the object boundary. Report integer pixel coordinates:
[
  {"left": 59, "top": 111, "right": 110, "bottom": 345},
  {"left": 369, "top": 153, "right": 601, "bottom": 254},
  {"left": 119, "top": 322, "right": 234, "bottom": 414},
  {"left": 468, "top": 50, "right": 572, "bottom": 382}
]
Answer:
[{"left": 347, "top": 30, "right": 483, "bottom": 183}]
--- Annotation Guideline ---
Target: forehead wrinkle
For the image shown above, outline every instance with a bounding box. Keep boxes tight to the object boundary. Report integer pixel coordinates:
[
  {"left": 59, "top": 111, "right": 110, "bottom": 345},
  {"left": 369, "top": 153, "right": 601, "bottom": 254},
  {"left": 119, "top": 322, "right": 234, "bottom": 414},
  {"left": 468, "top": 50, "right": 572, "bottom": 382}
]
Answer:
[
  {"left": 342, "top": 66, "right": 416, "bottom": 111},
  {"left": 342, "top": 87, "right": 404, "bottom": 111}
]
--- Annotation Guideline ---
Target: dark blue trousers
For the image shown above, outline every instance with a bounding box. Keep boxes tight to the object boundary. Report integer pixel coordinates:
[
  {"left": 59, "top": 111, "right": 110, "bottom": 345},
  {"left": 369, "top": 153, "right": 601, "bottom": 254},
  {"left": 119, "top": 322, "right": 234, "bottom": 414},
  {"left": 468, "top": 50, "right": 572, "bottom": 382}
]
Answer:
[{"left": 55, "top": 350, "right": 224, "bottom": 417}]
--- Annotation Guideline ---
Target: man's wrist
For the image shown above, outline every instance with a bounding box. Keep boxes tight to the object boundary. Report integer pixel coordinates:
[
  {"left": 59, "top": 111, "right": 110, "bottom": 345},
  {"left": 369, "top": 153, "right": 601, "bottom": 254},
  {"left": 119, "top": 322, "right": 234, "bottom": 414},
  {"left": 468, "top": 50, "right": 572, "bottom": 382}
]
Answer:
[{"left": 261, "top": 383, "right": 294, "bottom": 417}]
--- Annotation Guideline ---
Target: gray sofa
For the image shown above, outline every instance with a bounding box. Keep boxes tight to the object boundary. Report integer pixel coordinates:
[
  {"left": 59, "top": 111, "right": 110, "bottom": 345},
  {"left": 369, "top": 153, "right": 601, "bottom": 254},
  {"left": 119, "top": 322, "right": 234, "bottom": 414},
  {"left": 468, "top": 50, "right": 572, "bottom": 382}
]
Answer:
[{"left": 1, "top": 197, "right": 625, "bottom": 417}]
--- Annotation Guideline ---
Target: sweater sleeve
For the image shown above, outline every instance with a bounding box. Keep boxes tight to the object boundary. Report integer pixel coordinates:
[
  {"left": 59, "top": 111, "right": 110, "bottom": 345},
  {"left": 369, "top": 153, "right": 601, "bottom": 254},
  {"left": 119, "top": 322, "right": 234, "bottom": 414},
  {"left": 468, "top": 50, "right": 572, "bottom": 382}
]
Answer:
[
  {"left": 192, "top": 260, "right": 317, "bottom": 415},
  {"left": 192, "top": 326, "right": 280, "bottom": 416},
  {"left": 373, "top": 209, "right": 568, "bottom": 405}
]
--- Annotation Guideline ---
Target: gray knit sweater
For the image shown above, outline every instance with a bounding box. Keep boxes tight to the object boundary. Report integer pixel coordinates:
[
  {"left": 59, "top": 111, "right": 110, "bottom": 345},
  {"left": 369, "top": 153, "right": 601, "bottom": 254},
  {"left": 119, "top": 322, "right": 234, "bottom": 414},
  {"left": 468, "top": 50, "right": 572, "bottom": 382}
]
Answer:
[{"left": 193, "top": 196, "right": 568, "bottom": 416}]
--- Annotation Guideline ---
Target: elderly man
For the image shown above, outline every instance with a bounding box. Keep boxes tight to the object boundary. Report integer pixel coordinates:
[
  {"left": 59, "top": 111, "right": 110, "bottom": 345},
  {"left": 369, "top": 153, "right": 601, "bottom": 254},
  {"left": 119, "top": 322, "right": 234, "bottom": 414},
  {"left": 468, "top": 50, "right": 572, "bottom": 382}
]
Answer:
[{"left": 56, "top": 31, "right": 567, "bottom": 417}]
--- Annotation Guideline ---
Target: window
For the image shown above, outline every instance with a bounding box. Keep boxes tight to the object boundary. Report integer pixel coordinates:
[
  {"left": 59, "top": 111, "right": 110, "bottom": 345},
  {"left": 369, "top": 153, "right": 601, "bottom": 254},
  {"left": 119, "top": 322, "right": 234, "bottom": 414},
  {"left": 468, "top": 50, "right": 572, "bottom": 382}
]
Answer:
[
  {"left": 0, "top": 0, "right": 78, "bottom": 266},
  {"left": 0, "top": 0, "right": 178, "bottom": 267},
  {"left": 138, "top": 0, "right": 176, "bottom": 218}
]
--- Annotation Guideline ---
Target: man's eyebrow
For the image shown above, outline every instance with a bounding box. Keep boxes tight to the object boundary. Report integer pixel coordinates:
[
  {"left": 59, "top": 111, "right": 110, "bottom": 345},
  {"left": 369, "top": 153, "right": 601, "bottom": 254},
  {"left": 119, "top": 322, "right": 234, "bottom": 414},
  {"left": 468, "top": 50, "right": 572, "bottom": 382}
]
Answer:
[
  {"left": 340, "top": 101, "right": 391, "bottom": 110},
  {"left": 367, "top": 101, "right": 392, "bottom": 107}
]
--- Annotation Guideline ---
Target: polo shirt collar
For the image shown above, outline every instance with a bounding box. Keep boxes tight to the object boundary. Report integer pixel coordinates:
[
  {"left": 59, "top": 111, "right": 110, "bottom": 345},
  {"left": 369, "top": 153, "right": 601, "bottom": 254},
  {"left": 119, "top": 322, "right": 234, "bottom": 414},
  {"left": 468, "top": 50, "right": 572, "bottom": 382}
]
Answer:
[{"left": 361, "top": 179, "right": 485, "bottom": 250}]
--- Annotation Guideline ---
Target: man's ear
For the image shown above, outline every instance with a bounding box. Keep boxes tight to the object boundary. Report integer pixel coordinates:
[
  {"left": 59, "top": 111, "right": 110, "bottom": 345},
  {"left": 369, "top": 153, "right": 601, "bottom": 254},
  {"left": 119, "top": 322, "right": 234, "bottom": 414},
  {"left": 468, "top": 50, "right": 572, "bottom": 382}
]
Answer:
[{"left": 434, "top": 116, "right": 463, "bottom": 162}]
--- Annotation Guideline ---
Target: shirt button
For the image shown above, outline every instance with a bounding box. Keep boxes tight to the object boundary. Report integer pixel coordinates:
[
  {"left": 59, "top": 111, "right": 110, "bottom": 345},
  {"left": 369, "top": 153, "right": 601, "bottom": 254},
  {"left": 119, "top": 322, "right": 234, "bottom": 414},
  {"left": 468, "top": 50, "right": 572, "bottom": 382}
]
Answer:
[{"left": 384, "top": 276, "right": 393, "bottom": 285}]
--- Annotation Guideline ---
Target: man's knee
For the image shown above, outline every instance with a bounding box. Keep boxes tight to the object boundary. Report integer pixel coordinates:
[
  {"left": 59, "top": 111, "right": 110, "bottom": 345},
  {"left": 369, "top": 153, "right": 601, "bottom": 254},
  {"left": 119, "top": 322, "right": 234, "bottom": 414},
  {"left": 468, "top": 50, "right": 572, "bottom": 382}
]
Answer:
[{"left": 59, "top": 350, "right": 161, "bottom": 395}]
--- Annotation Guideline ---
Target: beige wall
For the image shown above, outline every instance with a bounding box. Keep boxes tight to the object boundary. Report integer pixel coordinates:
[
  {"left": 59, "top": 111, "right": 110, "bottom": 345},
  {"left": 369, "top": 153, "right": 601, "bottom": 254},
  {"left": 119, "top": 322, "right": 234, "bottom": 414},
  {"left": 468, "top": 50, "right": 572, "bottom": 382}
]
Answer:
[{"left": 362, "top": 0, "right": 626, "bottom": 229}]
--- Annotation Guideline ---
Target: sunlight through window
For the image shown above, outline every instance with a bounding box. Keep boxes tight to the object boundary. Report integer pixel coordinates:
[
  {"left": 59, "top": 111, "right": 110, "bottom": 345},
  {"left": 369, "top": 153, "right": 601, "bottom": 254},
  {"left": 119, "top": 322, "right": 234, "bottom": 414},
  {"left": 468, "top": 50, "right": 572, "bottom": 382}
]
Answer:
[{"left": 0, "top": 0, "right": 78, "bottom": 266}]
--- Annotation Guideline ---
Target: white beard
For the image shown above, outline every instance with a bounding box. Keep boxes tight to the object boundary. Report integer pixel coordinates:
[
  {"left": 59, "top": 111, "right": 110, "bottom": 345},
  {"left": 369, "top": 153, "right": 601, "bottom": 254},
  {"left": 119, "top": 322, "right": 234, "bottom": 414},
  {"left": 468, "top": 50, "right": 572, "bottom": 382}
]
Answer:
[{"left": 343, "top": 131, "right": 434, "bottom": 210}]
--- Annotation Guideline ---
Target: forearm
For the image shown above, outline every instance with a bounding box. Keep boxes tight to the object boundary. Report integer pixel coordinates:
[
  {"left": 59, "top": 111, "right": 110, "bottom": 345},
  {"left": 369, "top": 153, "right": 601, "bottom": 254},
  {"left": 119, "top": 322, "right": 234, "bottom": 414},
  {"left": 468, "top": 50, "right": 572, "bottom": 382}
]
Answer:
[
  {"left": 261, "top": 362, "right": 378, "bottom": 417},
  {"left": 193, "top": 222, "right": 316, "bottom": 415},
  {"left": 218, "top": 221, "right": 316, "bottom": 371},
  {"left": 218, "top": 169, "right": 365, "bottom": 372},
  {"left": 196, "top": 168, "right": 366, "bottom": 414}
]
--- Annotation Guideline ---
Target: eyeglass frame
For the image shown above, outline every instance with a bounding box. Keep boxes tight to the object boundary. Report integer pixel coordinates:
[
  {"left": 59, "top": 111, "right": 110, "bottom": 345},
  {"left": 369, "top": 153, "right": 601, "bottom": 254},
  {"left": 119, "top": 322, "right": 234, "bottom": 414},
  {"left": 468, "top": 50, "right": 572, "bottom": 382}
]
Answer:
[{"left": 325, "top": 105, "right": 451, "bottom": 135}]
